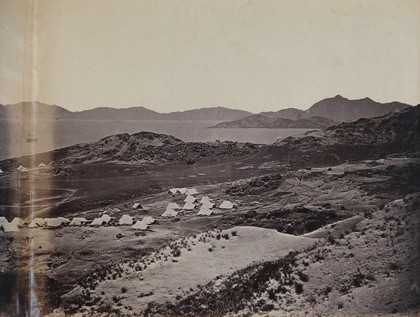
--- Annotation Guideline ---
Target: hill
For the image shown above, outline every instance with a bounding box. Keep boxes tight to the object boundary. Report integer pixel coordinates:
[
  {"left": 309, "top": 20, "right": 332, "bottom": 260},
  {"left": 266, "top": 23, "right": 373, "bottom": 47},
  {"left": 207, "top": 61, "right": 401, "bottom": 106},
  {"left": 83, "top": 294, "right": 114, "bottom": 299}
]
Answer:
[
  {"left": 209, "top": 96, "right": 411, "bottom": 129},
  {"left": 57, "top": 106, "right": 251, "bottom": 121},
  {"left": 0, "top": 131, "right": 259, "bottom": 169},
  {"left": 0, "top": 101, "right": 70, "bottom": 121},
  {"left": 268, "top": 105, "right": 420, "bottom": 167},
  {"left": 306, "top": 95, "right": 410, "bottom": 122},
  {"left": 210, "top": 114, "right": 336, "bottom": 129}
]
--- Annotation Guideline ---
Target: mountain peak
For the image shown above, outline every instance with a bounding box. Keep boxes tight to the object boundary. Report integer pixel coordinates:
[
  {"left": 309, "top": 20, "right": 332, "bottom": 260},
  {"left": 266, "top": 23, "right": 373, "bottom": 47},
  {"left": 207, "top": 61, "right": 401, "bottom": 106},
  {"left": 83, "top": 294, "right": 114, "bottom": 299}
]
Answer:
[{"left": 332, "top": 94, "right": 347, "bottom": 100}]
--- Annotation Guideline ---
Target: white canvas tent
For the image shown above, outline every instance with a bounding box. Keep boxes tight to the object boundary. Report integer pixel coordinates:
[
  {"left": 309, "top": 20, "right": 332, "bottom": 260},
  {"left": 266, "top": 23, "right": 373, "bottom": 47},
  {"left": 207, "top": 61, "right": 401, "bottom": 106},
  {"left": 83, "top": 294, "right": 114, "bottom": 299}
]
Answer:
[
  {"left": 201, "top": 197, "right": 215, "bottom": 208},
  {"left": 31, "top": 218, "right": 45, "bottom": 227},
  {"left": 38, "top": 162, "right": 47, "bottom": 167},
  {"left": 29, "top": 218, "right": 45, "bottom": 228},
  {"left": 202, "top": 202, "right": 215, "bottom": 209},
  {"left": 69, "top": 217, "right": 88, "bottom": 226},
  {"left": 11, "top": 217, "right": 25, "bottom": 227},
  {"left": 186, "top": 188, "right": 198, "bottom": 195},
  {"left": 100, "top": 214, "right": 113, "bottom": 223},
  {"left": 45, "top": 218, "right": 69, "bottom": 228},
  {"left": 184, "top": 195, "right": 197, "bottom": 203},
  {"left": 0, "top": 217, "right": 8, "bottom": 225},
  {"left": 131, "top": 221, "right": 148, "bottom": 230},
  {"left": 57, "top": 217, "right": 70, "bottom": 224},
  {"left": 45, "top": 218, "right": 66, "bottom": 228},
  {"left": 162, "top": 209, "right": 178, "bottom": 217},
  {"left": 119, "top": 214, "right": 134, "bottom": 225},
  {"left": 178, "top": 187, "right": 187, "bottom": 194},
  {"left": 17, "top": 165, "right": 29, "bottom": 172},
  {"left": 142, "top": 216, "right": 156, "bottom": 225},
  {"left": 132, "top": 203, "right": 142, "bottom": 209},
  {"left": 168, "top": 188, "right": 178, "bottom": 195},
  {"left": 1, "top": 222, "right": 18, "bottom": 232},
  {"left": 182, "top": 202, "right": 196, "bottom": 211},
  {"left": 167, "top": 202, "right": 181, "bottom": 210},
  {"left": 199, "top": 196, "right": 212, "bottom": 204},
  {"left": 0, "top": 168, "right": 3, "bottom": 174},
  {"left": 90, "top": 218, "right": 106, "bottom": 226},
  {"left": 219, "top": 200, "right": 237, "bottom": 210},
  {"left": 197, "top": 207, "right": 213, "bottom": 216}
]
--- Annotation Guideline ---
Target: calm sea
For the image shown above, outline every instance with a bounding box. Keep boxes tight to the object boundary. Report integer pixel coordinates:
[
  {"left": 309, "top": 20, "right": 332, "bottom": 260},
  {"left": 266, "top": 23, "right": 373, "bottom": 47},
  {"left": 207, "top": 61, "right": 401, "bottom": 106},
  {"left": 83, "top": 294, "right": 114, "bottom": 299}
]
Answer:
[{"left": 1, "top": 119, "right": 314, "bottom": 159}]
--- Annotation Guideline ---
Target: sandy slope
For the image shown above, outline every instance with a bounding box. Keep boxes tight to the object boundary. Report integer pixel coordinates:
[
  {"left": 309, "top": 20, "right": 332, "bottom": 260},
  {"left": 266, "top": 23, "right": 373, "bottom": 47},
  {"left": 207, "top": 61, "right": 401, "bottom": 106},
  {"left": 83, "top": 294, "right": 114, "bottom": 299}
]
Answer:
[{"left": 65, "top": 226, "right": 317, "bottom": 314}]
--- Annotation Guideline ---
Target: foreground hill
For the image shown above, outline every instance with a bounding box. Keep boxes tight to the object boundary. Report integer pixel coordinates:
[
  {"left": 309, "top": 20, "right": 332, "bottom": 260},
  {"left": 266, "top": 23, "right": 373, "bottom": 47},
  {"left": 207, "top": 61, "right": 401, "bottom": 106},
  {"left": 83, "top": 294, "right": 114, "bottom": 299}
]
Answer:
[
  {"left": 0, "top": 131, "right": 259, "bottom": 169},
  {"left": 210, "top": 96, "right": 411, "bottom": 128},
  {"left": 267, "top": 105, "right": 420, "bottom": 167}
]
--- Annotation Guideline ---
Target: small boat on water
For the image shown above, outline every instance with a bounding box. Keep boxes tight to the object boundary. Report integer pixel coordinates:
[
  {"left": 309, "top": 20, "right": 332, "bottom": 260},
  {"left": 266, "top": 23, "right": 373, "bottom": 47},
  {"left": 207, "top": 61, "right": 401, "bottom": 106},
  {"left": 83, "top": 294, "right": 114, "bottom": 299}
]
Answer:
[{"left": 25, "top": 132, "right": 38, "bottom": 142}]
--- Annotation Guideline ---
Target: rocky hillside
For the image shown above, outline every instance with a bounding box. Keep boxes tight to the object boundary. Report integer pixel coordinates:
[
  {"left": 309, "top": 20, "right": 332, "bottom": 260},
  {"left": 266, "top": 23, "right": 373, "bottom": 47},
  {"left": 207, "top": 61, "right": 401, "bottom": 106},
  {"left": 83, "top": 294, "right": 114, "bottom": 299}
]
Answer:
[
  {"left": 269, "top": 105, "right": 420, "bottom": 166},
  {"left": 210, "top": 115, "right": 336, "bottom": 129}
]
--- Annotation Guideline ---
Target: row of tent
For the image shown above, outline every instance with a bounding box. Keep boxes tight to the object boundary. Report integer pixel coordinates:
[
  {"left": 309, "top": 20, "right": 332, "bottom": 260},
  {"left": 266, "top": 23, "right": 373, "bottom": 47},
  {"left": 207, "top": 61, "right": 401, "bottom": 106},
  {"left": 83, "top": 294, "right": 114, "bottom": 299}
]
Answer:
[
  {"left": 0, "top": 214, "right": 156, "bottom": 232},
  {"left": 2, "top": 162, "right": 52, "bottom": 173},
  {"left": 162, "top": 196, "right": 237, "bottom": 218},
  {"left": 168, "top": 187, "right": 198, "bottom": 195}
]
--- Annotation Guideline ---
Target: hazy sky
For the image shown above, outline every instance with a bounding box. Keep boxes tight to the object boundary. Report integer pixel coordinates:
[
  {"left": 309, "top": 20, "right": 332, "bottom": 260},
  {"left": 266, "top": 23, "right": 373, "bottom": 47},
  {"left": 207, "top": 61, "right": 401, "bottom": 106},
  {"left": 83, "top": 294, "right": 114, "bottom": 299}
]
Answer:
[{"left": 0, "top": 0, "right": 419, "bottom": 112}]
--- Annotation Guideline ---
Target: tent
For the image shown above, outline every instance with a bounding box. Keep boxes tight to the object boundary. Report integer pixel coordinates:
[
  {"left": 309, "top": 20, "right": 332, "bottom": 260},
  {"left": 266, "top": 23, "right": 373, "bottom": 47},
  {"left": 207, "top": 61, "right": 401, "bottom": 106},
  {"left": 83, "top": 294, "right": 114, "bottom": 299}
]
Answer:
[
  {"left": 133, "top": 203, "right": 142, "bottom": 209},
  {"left": 202, "top": 201, "right": 215, "bottom": 209},
  {"left": 28, "top": 218, "right": 45, "bottom": 228},
  {"left": 200, "top": 197, "right": 215, "bottom": 209},
  {"left": 167, "top": 202, "right": 181, "bottom": 210},
  {"left": 69, "top": 217, "right": 88, "bottom": 226},
  {"left": 1, "top": 222, "right": 18, "bottom": 233},
  {"left": 168, "top": 188, "right": 178, "bottom": 195},
  {"left": 186, "top": 188, "right": 198, "bottom": 195},
  {"left": 131, "top": 221, "right": 148, "bottom": 230},
  {"left": 142, "top": 216, "right": 156, "bottom": 225},
  {"left": 0, "top": 217, "right": 8, "bottom": 225},
  {"left": 17, "top": 165, "right": 29, "bottom": 172},
  {"left": 90, "top": 218, "right": 106, "bottom": 226},
  {"left": 100, "top": 214, "right": 113, "bottom": 223},
  {"left": 182, "top": 202, "right": 196, "bottom": 211},
  {"left": 57, "top": 217, "right": 70, "bottom": 224},
  {"left": 45, "top": 218, "right": 69, "bottom": 228},
  {"left": 38, "top": 162, "right": 47, "bottom": 167},
  {"left": 11, "top": 217, "right": 25, "bottom": 227},
  {"left": 162, "top": 209, "right": 178, "bottom": 217},
  {"left": 219, "top": 201, "right": 237, "bottom": 210},
  {"left": 119, "top": 215, "right": 134, "bottom": 225},
  {"left": 45, "top": 218, "right": 65, "bottom": 228},
  {"left": 184, "top": 195, "right": 197, "bottom": 203},
  {"left": 0, "top": 168, "right": 3, "bottom": 174},
  {"left": 197, "top": 207, "right": 213, "bottom": 216},
  {"left": 178, "top": 188, "right": 187, "bottom": 194},
  {"left": 199, "top": 196, "right": 212, "bottom": 204}
]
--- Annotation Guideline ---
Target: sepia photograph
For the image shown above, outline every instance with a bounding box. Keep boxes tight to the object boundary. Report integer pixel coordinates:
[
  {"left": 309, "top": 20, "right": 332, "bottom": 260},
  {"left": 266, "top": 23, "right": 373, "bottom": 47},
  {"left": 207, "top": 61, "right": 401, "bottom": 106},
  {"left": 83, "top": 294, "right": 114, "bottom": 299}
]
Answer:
[{"left": 0, "top": 0, "right": 419, "bottom": 316}]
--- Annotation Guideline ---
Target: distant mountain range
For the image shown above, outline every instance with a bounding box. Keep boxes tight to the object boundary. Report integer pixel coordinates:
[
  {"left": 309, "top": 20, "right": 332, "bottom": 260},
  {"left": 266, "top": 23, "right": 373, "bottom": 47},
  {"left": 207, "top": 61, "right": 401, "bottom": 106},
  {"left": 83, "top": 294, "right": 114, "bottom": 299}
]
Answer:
[
  {"left": 0, "top": 96, "right": 410, "bottom": 125},
  {"left": 210, "top": 95, "right": 411, "bottom": 129},
  {"left": 0, "top": 102, "right": 251, "bottom": 121}
]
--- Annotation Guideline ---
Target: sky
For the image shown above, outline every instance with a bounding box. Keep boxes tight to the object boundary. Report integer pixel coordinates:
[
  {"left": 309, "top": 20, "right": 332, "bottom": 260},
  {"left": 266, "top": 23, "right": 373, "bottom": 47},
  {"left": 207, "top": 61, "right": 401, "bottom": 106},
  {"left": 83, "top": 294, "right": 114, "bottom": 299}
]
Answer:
[{"left": 0, "top": 0, "right": 419, "bottom": 112}]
